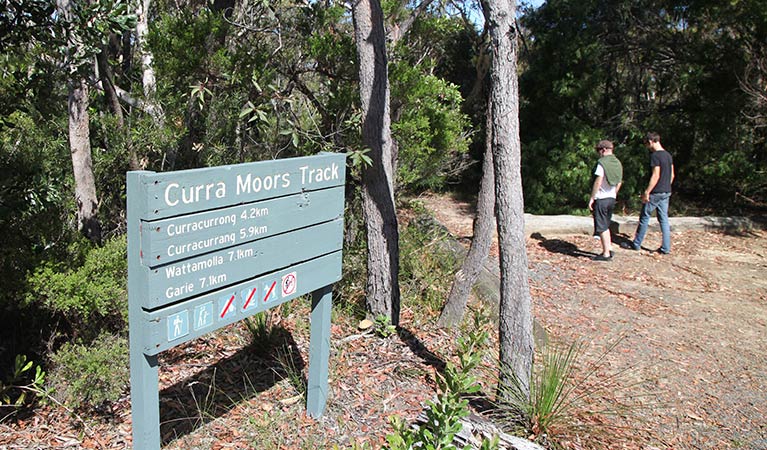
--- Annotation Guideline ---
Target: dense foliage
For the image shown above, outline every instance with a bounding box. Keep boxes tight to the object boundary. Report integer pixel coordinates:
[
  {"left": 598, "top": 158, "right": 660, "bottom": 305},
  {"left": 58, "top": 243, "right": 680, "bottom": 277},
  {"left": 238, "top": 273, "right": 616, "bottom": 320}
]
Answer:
[
  {"left": 519, "top": 0, "right": 767, "bottom": 213},
  {"left": 0, "top": 0, "right": 764, "bottom": 415}
]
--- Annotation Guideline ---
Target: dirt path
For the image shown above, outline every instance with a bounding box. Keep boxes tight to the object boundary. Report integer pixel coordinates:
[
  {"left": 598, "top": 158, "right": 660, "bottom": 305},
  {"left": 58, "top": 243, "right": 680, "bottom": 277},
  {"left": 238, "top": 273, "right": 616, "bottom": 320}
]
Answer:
[
  {"left": 420, "top": 193, "right": 767, "bottom": 449},
  {"left": 3, "top": 194, "right": 765, "bottom": 450}
]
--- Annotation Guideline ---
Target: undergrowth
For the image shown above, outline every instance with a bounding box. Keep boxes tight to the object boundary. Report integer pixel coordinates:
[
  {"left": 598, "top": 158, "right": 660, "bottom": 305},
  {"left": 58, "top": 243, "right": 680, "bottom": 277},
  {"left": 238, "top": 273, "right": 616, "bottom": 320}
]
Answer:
[
  {"left": 493, "top": 335, "right": 651, "bottom": 448},
  {"left": 384, "top": 312, "right": 498, "bottom": 450},
  {"left": 48, "top": 332, "right": 129, "bottom": 411}
]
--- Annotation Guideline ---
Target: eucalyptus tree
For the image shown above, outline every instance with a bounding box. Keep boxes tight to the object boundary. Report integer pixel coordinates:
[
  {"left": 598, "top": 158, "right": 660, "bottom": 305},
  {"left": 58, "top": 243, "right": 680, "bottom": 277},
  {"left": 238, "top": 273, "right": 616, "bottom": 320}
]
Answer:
[
  {"left": 56, "top": 0, "right": 100, "bottom": 243},
  {"left": 486, "top": 0, "right": 533, "bottom": 399},
  {"left": 48, "top": 0, "right": 136, "bottom": 243},
  {"left": 134, "top": 0, "right": 164, "bottom": 126},
  {"left": 438, "top": 104, "right": 495, "bottom": 328},
  {"left": 437, "top": 3, "right": 494, "bottom": 328},
  {"left": 352, "top": 0, "right": 401, "bottom": 325}
]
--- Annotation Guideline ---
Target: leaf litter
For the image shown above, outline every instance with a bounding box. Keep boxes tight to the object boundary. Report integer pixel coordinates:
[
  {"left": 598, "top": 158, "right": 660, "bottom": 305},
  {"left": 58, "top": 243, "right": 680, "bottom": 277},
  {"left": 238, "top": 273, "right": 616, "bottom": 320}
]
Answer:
[{"left": 2, "top": 195, "right": 766, "bottom": 449}]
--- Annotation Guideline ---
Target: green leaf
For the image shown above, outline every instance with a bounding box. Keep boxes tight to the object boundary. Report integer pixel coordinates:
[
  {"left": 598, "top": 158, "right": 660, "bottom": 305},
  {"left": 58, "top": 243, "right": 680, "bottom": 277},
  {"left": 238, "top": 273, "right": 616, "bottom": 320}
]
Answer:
[{"left": 239, "top": 102, "right": 255, "bottom": 118}]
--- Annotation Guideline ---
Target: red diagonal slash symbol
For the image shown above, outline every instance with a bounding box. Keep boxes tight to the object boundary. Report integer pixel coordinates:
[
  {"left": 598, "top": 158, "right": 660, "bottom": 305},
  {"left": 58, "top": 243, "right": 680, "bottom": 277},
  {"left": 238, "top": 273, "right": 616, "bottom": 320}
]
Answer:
[
  {"left": 243, "top": 288, "right": 257, "bottom": 310},
  {"left": 221, "top": 295, "right": 235, "bottom": 318},
  {"left": 263, "top": 281, "right": 277, "bottom": 302}
]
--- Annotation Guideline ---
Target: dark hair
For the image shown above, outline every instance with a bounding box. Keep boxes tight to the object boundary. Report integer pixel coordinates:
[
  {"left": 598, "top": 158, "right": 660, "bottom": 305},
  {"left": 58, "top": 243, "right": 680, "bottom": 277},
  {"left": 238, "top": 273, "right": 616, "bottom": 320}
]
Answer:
[{"left": 645, "top": 132, "right": 661, "bottom": 143}]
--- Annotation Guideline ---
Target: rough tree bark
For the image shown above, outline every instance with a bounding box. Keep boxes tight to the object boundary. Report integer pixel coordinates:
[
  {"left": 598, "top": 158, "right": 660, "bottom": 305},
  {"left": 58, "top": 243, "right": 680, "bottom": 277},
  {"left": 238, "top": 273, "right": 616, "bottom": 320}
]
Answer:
[
  {"left": 353, "top": 0, "right": 401, "bottom": 326},
  {"left": 68, "top": 77, "right": 103, "bottom": 244},
  {"left": 57, "top": 0, "right": 102, "bottom": 244},
  {"left": 438, "top": 103, "right": 496, "bottom": 328},
  {"left": 135, "top": 0, "right": 164, "bottom": 124},
  {"left": 486, "top": 0, "right": 533, "bottom": 398}
]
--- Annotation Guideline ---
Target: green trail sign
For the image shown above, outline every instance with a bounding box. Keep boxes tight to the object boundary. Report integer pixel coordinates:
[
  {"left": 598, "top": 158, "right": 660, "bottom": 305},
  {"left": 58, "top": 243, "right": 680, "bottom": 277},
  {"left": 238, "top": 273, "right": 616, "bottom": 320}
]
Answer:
[{"left": 127, "top": 153, "right": 345, "bottom": 449}]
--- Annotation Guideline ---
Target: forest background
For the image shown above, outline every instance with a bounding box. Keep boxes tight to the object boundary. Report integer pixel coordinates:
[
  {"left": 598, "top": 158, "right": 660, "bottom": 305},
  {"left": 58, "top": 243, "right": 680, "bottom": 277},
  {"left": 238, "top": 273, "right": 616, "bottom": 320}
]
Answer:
[{"left": 0, "top": 0, "right": 766, "bottom": 444}]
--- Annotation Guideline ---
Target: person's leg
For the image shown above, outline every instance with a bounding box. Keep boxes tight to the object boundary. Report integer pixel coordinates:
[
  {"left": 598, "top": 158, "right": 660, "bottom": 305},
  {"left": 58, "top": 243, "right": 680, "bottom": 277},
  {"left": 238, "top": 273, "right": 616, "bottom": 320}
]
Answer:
[
  {"left": 632, "top": 201, "right": 654, "bottom": 249},
  {"left": 600, "top": 229, "right": 612, "bottom": 256},
  {"left": 602, "top": 198, "right": 616, "bottom": 256},
  {"left": 655, "top": 193, "right": 671, "bottom": 254},
  {"left": 593, "top": 199, "right": 614, "bottom": 259}
]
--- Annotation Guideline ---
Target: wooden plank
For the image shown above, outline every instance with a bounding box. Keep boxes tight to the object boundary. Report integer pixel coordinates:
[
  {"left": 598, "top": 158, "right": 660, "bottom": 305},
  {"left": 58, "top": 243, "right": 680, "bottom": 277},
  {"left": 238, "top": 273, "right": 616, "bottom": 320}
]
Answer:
[
  {"left": 127, "top": 171, "right": 161, "bottom": 450},
  {"left": 140, "top": 252, "right": 342, "bottom": 356},
  {"left": 136, "top": 218, "right": 343, "bottom": 310},
  {"left": 306, "top": 285, "right": 332, "bottom": 417},
  {"left": 140, "top": 186, "right": 344, "bottom": 266},
  {"left": 134, "top": 153, "right": 345, "bottom": 220}
]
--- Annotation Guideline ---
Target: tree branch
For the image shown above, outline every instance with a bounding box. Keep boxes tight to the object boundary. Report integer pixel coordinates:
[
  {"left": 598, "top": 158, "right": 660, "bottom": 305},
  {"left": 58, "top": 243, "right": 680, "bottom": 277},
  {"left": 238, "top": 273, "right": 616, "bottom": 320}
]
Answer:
[{"left": 386, "top": 0, "right": 437, "bottom": 45}]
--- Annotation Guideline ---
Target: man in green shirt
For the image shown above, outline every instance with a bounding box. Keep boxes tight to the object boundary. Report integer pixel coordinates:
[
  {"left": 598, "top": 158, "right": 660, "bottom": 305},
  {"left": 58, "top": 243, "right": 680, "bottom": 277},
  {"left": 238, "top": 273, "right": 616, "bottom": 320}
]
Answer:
[{"left": 588, "top": 140, "right": 623, "bottom": 261}]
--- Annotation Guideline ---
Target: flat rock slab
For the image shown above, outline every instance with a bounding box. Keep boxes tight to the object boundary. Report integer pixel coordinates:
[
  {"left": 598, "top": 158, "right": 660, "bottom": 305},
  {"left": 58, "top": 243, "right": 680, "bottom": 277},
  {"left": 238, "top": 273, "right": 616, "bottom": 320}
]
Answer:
[{"left": 524, "top": 214, "right": 765, "bottom": 236}]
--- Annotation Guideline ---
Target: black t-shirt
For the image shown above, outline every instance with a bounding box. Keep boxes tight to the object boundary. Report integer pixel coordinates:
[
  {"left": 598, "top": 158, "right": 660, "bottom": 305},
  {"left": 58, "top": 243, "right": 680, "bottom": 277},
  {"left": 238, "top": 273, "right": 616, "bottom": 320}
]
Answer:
[{"left": 650, "top": 150, "right": 673, "bottom": 194}]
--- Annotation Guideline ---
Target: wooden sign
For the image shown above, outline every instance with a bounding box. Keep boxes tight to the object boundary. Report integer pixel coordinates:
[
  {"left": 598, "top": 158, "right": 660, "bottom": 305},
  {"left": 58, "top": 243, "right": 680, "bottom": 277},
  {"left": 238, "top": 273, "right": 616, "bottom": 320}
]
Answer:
[{"left": 127, "top": 153, "right": 345, "bottom": 449}]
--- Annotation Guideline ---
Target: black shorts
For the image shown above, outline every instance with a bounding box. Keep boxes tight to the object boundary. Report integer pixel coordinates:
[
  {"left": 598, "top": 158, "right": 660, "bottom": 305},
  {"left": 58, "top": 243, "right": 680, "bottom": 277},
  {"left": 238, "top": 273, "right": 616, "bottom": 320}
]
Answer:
[{"left": 593, "top": 197, "right": 615, "bottom": 235}]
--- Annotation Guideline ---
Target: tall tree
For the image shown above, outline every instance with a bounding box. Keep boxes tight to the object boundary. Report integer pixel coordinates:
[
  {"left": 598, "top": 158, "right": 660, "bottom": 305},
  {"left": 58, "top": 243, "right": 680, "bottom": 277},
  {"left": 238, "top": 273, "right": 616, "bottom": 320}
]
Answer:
[
  {"left": 486, "top": 0, "right": 533, "bottom": 398},
  {"left": 438, "top": 102, "right": 495, "bottom": 328},
  {"left": 352, "top": 0, "right": 401, "bottom": 325},
  {"left": 437, "top": 2, "right": 494, "bottom": 328},
  {"left": 56, "top": 0, "right": 102, "bottom": 243},
  {"left": 134, "top": 0, "right": 165, "bottom": 126}
]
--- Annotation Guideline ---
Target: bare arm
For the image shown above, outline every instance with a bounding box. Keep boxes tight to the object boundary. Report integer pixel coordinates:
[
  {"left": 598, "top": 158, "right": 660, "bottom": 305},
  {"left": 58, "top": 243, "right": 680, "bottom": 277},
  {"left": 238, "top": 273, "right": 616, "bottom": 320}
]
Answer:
[
  {"left": 642, "top": 166, "right": 661, "bottom": 203},
  {"left": 588, "top": 175, "right": 603, "bottom": 211}
]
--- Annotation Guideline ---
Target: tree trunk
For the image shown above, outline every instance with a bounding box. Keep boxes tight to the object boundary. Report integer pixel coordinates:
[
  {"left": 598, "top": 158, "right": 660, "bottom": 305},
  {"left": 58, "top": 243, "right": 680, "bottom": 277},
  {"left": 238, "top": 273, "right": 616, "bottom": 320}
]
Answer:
[
  {"left": 68, "top": 77, "right": 102, "bottom": 244},
  {"left": 136, "top": 0, "right": 159, "bottom": 107},
  {"left": 486, "top": 0, "right": 533, "bottom": 399},
  {"left": 438, "top": 103, "right": 496, "bottom": 328},
  {"left": 135, "top": 0, "right": 167, "bottom": 135},
  {"left": 57, "top": 0, "right": 102, "bottom": 243},
  {"left": 96, "top": 44, "right": 141, "bottom": 171},
  {"left": 353, "top": 0, "right": 401, "bottom": 326},
  {"left": 96, "top": 46, "right": 124, "bottom": 129}
]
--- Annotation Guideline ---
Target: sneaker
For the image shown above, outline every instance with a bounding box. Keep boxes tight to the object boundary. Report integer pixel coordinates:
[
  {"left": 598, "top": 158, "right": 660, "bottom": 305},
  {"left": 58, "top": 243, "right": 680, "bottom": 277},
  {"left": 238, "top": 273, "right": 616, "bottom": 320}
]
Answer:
[
  {"left": 592, "top": 254, "right": 613, "bottom": 261},
  {"left": 620, "top": 242, "right": 638, "bottom": 250},
  {"left": 656, "top": 248, "right": 670, "bottom": 255}
]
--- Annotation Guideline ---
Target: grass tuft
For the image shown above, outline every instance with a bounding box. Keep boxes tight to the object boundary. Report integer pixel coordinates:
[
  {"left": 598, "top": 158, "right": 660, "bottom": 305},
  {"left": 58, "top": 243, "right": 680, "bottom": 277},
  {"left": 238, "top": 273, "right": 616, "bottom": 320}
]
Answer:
[{"left": 493, "top": 335, "right": 655, "bottom": 447}]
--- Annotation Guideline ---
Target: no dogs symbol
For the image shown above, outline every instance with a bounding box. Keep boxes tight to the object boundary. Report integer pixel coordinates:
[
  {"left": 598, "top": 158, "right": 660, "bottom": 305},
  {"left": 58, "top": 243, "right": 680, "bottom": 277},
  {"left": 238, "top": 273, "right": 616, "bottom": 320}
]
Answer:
[{"left": 281, "top": 272, "right": 297, "bottom": 297}]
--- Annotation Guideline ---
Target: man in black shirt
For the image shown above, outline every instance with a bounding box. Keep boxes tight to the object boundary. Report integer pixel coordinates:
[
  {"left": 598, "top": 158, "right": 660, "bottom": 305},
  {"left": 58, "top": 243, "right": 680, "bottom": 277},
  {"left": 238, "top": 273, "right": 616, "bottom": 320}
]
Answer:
[{"left": 627, "top": 132, "right": 675, "bottom": 254}]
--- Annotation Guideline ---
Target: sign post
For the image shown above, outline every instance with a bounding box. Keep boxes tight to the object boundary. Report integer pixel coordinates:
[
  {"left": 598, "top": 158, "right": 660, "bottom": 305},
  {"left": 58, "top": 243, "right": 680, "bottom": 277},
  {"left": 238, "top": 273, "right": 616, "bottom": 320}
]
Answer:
[{"left": 127, "top": 153, "right": 345, "bottom": 449}]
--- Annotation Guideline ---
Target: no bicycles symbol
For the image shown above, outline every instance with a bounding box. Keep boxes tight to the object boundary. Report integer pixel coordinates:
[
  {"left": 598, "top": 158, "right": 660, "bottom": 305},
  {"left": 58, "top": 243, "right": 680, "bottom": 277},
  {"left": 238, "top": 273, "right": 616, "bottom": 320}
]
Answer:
[{"left": 282, "top": 272, "right": 297, "bottom": 296}]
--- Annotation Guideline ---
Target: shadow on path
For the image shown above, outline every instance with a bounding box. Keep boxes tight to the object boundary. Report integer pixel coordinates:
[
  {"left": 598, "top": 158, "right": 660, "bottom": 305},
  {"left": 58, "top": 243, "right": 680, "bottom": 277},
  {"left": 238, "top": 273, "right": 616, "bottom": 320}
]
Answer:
[
  {"left": 531, "top": 223, "right": 637, "bottom": 258},
  {"left": 530, "top": 232, "right": 596, "bottom": 258}
]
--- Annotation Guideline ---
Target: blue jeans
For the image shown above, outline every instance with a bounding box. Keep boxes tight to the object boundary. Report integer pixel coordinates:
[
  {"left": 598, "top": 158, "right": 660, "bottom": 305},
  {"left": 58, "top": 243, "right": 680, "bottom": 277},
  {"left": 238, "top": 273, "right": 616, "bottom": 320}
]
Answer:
[{"left": 633, "top": 192, "right": 671, "bottom": 253}]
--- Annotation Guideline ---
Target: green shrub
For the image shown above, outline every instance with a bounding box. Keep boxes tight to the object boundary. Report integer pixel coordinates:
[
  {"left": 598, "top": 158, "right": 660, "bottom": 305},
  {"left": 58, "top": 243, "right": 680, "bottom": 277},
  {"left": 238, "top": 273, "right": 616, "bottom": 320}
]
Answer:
[
  {"left": 48, "top": 332, "right": 129, "bottom": 410},
  {"left": 25, "top": 236, "right": 127, "bottom": 340},
  {"left": 391, "top": 63, "right": 471, "bottom": 192},
  {"left": 386, "top": 313, "right": 498, "bottom": 449},
  {"left": 0, "top": 110, "right": 71, "bottom": 307}
]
